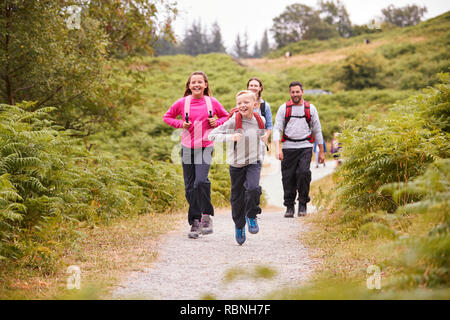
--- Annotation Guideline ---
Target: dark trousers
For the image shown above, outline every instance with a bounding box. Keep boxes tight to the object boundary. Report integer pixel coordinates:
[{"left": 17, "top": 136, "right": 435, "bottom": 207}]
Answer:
[
  {"left": 229, "top": 162, "right": 262, "bottom": 229},
  {"left": 281, "top": 148, "right": 312, "bottom": 207},
  {"left": 181, "top": 146, "right": 214, "bottom": 225}
]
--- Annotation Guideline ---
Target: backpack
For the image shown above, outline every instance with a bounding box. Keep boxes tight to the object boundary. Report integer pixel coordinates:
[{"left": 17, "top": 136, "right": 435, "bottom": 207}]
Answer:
[
  {"left": 260, "top": 100, "right": 266, "bottom": 120},
  {"left": 227, "top": 100, "right": 266, "bottom": 124},
  {"left": 281, "top": 100, "right": 313, "bottom": 143},
  {"left": 184, "top": 95, "right": 213, "bottom": 122},
  {"left": 235, "top": 111, "right": 265, "bottom": 131},
  {"left": 233, "top": 111, "right": 266, "bottom": 151}
]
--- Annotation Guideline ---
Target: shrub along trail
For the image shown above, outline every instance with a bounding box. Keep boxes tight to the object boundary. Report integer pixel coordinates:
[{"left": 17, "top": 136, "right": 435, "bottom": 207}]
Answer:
[{"left": 111, "top": 156, "right": 334, "bottom": 300}]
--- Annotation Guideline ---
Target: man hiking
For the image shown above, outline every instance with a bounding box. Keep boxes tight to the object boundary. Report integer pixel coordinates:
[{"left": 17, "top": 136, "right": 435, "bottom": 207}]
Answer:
[{"left": 273, "top": 81, "right": 325, "bottom": 217}]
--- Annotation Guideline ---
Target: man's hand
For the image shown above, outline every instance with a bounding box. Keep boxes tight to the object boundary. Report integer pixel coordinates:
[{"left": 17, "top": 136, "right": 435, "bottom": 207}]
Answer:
[
  {"left": 276, "top": 148, "right": 283, "bottom": 161},
  {"left": 318, "top": 143, "right": 325, "bottom": 164},
  {"left": 318, "top": 150, "right": 325, "bottom": 164},
  {"left": 275, "top": 141, "right": 283, "bottom": 160},
  {"left": 182, "top": 121, "right": 191, "bottom": 130}
]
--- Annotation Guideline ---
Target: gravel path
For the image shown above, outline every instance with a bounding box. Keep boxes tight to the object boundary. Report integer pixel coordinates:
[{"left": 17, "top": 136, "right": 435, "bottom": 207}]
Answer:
[{"left": 112, "top": 156, "right": 334, "bottom": 300}]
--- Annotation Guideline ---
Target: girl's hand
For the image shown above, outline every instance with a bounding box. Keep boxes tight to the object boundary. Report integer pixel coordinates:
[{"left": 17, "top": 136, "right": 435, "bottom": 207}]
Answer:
[
  {"left": 182, "top": 122, "right": 191, "bottom": 130},
  {"left": 232, "top": 133, "right": 242, "bottom": 142},
  {"left": 208, "top": 117, "right": 217, "bottom": 128}
]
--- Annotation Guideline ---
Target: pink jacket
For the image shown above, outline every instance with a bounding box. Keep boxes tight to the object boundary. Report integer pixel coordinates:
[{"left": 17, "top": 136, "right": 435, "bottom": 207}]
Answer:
[{"left": 163, "top": 96, "right": 229, "bottom": 149}]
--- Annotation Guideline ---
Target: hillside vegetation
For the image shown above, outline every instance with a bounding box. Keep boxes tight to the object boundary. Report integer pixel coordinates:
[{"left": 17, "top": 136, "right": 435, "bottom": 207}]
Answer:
[{"left": 0, "top": 11, "right": 449, "bottom": 299}]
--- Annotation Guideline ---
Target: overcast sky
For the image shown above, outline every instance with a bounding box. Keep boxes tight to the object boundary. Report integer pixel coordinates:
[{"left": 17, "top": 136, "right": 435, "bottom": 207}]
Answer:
[{"left": 171, "top": 0, "right": 450, "bottom": 52}]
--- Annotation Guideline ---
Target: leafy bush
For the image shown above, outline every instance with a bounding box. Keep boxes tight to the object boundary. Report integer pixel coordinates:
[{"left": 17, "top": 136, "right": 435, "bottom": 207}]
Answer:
[
  {"left": 336, "top": 74, "right": 449, "bottom": 212},
  {"left": 381, "top": 159, "right": 449, "bottom": 288},
  {"left": 333, "top": 52, "right": 383, "bottom": 90},
  {"left": 0, "top": 103, "right": 186, "bottom": 268}
]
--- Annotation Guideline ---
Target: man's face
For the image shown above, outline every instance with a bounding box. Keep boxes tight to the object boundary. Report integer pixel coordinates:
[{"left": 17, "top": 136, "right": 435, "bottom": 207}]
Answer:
[{"left": 289, "top": 85, "right": 303, "bottom": 105}]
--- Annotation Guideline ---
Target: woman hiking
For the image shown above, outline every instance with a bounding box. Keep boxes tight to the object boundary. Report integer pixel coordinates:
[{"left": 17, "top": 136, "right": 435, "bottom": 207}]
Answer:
[
  {"left": 247, "top": 77, "right": 273, "bottom": 145},
  {"left": 163, "top": 71, "right": 229, "bottom": 239}
]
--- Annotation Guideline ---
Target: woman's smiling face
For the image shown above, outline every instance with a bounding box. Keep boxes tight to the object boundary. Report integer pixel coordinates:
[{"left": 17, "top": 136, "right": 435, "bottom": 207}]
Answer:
[
  {"left": 189, "top": 74, "right": 208, "bottom": 98},
  {"left": 247, "top": 80, "right": 262, "bottom": 96}
]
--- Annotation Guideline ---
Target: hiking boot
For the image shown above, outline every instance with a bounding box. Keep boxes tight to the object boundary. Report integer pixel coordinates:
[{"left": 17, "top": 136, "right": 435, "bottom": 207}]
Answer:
[
  {"left": 298, "top": 203, "right": 307, "bottom": 217},
  {"left": 188, "top": 219, "right": 201, "bottom": 239},
  {"left": 284, "top": 206, "right": 295, "bottom": 218},
  {"left": 235, "top": 226, "right": 246, "bottom": 245},
  {"left": 200, "top": 214, "right": 213, "bottom": 235},
  {"left": 246, "top": 216, "right": 259, "bottom": 234}
]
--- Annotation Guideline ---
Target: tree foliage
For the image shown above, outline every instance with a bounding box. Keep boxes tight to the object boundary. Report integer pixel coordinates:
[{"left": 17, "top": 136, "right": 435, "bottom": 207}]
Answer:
[
  {"left": 260, "top": 30, "right": 270, "bottom": 57},
  {"left": 80, "top": 0, "right": 177, "bottom": 57},
  {"left": 156, "top": 20, "right": 226, "bottom": 56},
  {"left": 381, "top": 4, "right": 428, "bottom": 27},
  {"left": 271, "top": 3, "right": 344, "bottom": 48},
  {"left": 318, "top": 0, "right": 352, "bottom": 37},
  {"left": 271, "top": 4, "right": 319, "bottom": 48}
]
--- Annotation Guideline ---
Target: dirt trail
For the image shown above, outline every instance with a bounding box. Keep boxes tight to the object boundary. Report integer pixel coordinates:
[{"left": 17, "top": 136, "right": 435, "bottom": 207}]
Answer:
[{"left": 112, "top": 156, "right": 334, "bottom": 300}]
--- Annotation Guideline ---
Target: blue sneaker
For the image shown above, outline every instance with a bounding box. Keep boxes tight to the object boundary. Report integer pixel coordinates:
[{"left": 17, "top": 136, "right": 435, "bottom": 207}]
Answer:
[
  {"left": 246, "top": 216, "right": 259, "bottom": 234},
  {"left": 235, "top": 226, "right": 246, "bottom": 245}
]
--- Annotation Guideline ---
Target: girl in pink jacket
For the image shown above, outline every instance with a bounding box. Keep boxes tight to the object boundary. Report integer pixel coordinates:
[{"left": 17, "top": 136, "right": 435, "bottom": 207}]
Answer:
[{"left": 163, "top": 71, "right": 228, "bottom": 239}]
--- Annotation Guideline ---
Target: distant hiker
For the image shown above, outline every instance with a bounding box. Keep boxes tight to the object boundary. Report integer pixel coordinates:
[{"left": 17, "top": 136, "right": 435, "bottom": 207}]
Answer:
[
  {"left": 273, "top": 81, "right": 325, "bottom": 218},
  {"left": 314, "top": 141, "right": 327, "bottom": 168},
  {"left": 208, "top": 90, "right": 266, "bottom": 245},
  {"left": 364, "top": 38, "right": 370, "bottom": 45},
  {"left": 163, "top": 71, "right": 229, "bottom": 239},
  {"left": 330, "top": 132, "right": 343, "bottom": 167}
]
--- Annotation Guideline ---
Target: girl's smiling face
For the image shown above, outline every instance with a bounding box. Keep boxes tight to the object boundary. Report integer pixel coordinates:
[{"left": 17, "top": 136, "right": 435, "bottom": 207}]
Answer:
[{"left": 189, "top": 74, "right": 208, "bottom": 98}]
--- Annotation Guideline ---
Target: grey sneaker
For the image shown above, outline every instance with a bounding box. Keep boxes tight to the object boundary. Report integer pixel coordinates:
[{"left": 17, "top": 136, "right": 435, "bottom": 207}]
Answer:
[
  {"left": 298, "top": 203, "right": 307, "bottom": 217},
  {"left": 188, "top": 219, "right": 201, "bottom": 239},
  {"left": 200, "top": 214, "right": 213, "bottom": 235},
  {"left": 284, "top": 206, "right": 295, "bottom": 218}
]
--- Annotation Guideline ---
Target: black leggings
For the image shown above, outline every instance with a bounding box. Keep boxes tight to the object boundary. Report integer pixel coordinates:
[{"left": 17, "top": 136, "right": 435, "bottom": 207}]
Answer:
[{"left": 181, "top": 146, "right": 214, "bottom": 225}]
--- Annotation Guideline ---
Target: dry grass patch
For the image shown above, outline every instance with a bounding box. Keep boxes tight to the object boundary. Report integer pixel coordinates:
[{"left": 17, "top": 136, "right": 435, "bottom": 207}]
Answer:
[{"left": 244, "top": 36, "right": 428, "bottom": 73}]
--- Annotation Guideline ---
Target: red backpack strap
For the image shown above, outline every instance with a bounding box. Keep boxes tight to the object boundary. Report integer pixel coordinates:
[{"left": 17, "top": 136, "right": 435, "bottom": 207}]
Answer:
[
  {"left": 235, "top": 111, "right": 243, "bottom": 131},
  {"left": 282, "top": 103, "right": 292, "bottom": 142},
  {"left": 304, "top": 101, "right": 311, "bottom": 124},
  {"left": 286, "top": 99, "right": 294, "bottom": 107},
  {"left": 253, "top": 112, "right": 265, "bottom": 129},
  {"left": 304, "top": 101, "right": 313, "bottom": 143},
  {"left": 285, "top": 105, "right": 292, "bottom": 122},
  {"left": 184, "top": 95, "right": 192, "bottom": 122},
  {"left": 227, "top": 107, "right": 239, "bottom": 121}
]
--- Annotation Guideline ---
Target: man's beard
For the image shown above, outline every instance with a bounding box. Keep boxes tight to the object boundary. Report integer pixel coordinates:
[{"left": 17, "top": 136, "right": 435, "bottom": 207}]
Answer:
[{"left": 292, "top": 96, "right": 302, "bottom": 104}]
